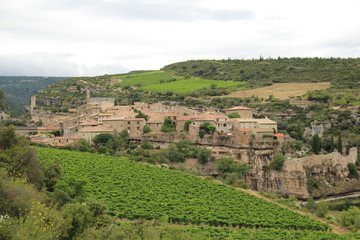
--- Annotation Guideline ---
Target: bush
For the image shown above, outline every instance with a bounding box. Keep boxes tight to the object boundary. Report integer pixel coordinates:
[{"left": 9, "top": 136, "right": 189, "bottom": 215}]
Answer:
[
  {"left": 316, "top": 201, "right": 328, "bottom": 218},
  {"left": 143, "top": 125, "right": 151, "bottom": 133},
  {"left": 348, "top": 163, "right": 359, "bottom": 179},
  {"left": 340, "top": 206, "right": 360, "bottom": 232},
  {"left": 273, "top": 152, "right": 286, "bottom": 170},
  {"left": 197, "top": 148, "right": 212, "bottom": 164}
]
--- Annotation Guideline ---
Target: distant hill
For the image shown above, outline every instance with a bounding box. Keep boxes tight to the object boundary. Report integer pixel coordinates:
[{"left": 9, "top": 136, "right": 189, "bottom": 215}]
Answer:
[
  {"left": 34, "top": 58, "right": 360, "bottom": 110},
  {"left": 0, "top": 76, "right": 68, "bottom": 115},
  {"left": 162, "top": 58, "right": 360, "bottom": 89}
]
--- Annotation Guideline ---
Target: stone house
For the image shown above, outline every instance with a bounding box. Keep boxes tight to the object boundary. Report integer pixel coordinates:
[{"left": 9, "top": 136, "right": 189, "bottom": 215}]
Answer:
[
  {"left": 224, "top": 106, "right": 253, "bottom": 118},
  {"left": 51, "top": 136, "right": 82, "bottom": 146},
  {"left": 102, "top": 118, "right": 145, "bottom": 136},
  {"left": 77, "top": 126, "right": 115, "bottom": 143}
]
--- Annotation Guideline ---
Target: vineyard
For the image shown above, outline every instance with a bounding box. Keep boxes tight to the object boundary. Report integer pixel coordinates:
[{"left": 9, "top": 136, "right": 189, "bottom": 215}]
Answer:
[{"left": 37, "top": 148, "right": 330, "bottom": 232}]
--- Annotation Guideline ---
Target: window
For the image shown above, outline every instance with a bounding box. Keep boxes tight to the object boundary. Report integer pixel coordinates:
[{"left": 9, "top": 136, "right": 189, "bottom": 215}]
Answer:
[{"left": 137, "top": 121, "right": 140, "bottom": 125}]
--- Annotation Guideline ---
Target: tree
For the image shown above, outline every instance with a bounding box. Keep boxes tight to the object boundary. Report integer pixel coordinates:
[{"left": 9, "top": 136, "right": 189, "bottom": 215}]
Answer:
[
  {"left": 160, "top": 118, "right": 176, "bottom": 132},
  {"left": 184, "top": 120, "right": 192, "bottom": 132},
  {"left": 200, "top": 122, "right": 216, "bottom": 135},
  {"left": 197, "top": 148, "right": 212, "bottom": 164},
  {"left": 135, "top": 111, "right": 149, "bottom": 121},
  {"left": 338, "top": 135, "right": 343, "bottom": 154},
  {"left": 316, "top": 200, "right": 328, "bottom": 218},
  {"left": 348, "top": 163, "right": 359, "bottom": 179},
  {"left": 226, "top": 112, "right": 240, "bottom": 118},
  {"left": 143, "top": 125, "right": 151, "bottom": 133},
  {"left": 312, "top": 134, "right": 322, "bottom": 155},
  {"left": 305, "top": 197, "right": 316, "bottom": 211},
  {"left": 273, "top": 152, "right": 286, "bottom": 170},
  {"left": 340, "top": 206, "right": 360, "bottom": 232}
]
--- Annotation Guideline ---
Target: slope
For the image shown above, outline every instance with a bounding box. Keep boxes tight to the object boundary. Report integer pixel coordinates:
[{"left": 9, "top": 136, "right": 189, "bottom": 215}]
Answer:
[{"left": 37, "top": 147, "right": 329, "bottom": 231}]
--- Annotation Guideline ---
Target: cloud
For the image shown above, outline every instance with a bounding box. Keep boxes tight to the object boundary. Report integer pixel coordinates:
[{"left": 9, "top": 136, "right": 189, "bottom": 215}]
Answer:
[
  {"left": 46, "top": 0, "right": 254, "bottom": 22},
  {"left": 0, "top": 53, "right": 129, "bottom": 76}
]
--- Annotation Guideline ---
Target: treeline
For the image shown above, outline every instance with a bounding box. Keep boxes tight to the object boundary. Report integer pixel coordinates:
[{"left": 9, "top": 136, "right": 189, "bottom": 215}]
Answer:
[{"left": 162, "top": 57, "right": 360, "bottom": 89}]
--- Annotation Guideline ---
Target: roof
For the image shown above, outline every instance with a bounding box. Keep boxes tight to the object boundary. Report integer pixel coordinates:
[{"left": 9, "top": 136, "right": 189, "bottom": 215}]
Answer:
[
  {"left": 274, "top": 133, "right": 284, "bottom": 138},
  {"left": 238, "top": 128, "right": 253, "bottom": 132},
  {"left": 224, "top": 106, "right": 252, "bottom": 111},
  {"left": 255, "top": 118, "right": 277, "bottom": 124},
  {"left": 78, "top": 126, "right": 115, "bottom": 133},
  {"left": 176, "top": 116, "right": 196, "bottom": 121},
  {"left": 79, "top": 120, "right": 99, "bottom": 126},
  {"left": 231, "top": 118, "right": 257, "bottom": 123},
  {"left": 54, "top": 136, "right": 82, "bottom": 140},
  {"left": 38, "top": 127, "right": 61, "bottom": 131},
  {"left": 255, "top": 128, "right": 274, "bottom": 133},
  {"left": 147, "top": 116, "right": 165, "bottom": 124}
]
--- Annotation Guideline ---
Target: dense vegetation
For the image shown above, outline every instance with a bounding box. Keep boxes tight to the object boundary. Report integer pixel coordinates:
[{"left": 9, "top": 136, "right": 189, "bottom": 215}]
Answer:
[
  {"left": 0, "top": 90, "right": 4, "bottom": 110},
  {"left": 0, "top": 76, "right": 67, "bottom": 115},
  {"left": 162, "top": 58, "right": 360, "bottom": 88},
  {"left": 37, "top": 147, "right": 329, "bottom": 231}
]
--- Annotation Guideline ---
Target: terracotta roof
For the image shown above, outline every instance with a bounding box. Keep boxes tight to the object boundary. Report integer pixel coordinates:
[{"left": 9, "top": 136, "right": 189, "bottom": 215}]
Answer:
[
  {"left": 79, "top": 120, "right": 99, "bottom": 126},
  {"left": 176, "top": 116, "right": 196, "bottom": 121},
  {"left": 232, "top": 119, "right": 257, "bottom": 123},
  {"left": 238, "top": 128, "right": 253, "bottom": 132},
  {"left": 38, "top": 127, "right": 61, "bottom": 131},
  {"left": 274, "top": 133, "right": 284, "bottom": 138},
  {"left": 78, "top": 126, "right": 115, "bottom": 133},
  {"left": 255, "top": 128, "right": 274, "bottom": 133},
  {"left": 54, "top": 136, "right": 82, "bottom": 140},
  {"left": 224, "top": 106, "right": 252, "bottom": 111}
]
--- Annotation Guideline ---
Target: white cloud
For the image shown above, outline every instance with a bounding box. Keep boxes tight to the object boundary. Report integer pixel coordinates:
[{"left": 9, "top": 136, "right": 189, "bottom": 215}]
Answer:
[{"left": 0, "top": 0, "right": 359, "bottom": 76}]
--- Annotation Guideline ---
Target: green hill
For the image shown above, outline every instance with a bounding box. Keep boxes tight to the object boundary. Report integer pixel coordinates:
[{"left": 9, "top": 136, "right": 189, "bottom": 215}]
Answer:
[
  {"left": 34, "top": 58, "right": 360, "bottom": 111},
  {"left": 0, "top": 76, "right": 68, "bottom": 115}
]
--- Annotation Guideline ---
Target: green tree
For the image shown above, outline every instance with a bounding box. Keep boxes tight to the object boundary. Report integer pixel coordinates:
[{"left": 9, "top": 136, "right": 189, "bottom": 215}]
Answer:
[
  {"left": 305, "top": 197, "right": 316, "bottom": 211},
  {"left": 312, "top": 134, "right": 322, "bottom": 155},
  {"left": 273, "top": 152, "right": 286, "bottom": 170},
  {"left": 143, "top": 125, "right": 151, "bottom": 133},
  {"left": 226, "top": 112, "right": 240, "bottom": 118},
  {"left": 135, "top": 111, "right": 149, "bottom": 121},
  {"left": 200, "top": 122, "right": 216, "bottom": 135},
  {"left": 316, "top": 200, "right": 328, "bottom": 218},
  {"left": 340, "top": 206, "right": 360, "bottom": 232},
  {"left": 161, "top": 118, "right": 176, "bottom": 132},
  {"left": 197, "top": 148, "right": 212, "bottom": 164},
  {"left": 338, "top": 135, "right": 343, "bottom": 154},
  {"left": 184, "top": 120, "right": 192, "bottom": 132},
  {"left": 348, "top": 163, "right": 359, "bottom": 179}
]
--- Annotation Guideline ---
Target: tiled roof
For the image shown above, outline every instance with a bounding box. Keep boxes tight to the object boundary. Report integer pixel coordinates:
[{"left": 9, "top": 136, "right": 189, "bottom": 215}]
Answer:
[
  {"left": 54, "top": 136, "right": 82, "bottom": 140},
  {"left": 78, "top": 126, "right": 115, "bottom": 133},
  {"left": 38, "top": 127, "right": 61, "bottom": 131},
  {"left": 238, "top": 128, "right": 253, "bottom": 132},
  {"left": 224, "top": 106, "right": 252, "bottom": 111},
  {"left": 274, "top": 133, "right": 284, "bottom": 138}
]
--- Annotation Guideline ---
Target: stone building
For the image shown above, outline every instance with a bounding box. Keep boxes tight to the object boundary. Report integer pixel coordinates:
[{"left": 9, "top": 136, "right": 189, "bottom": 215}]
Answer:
[{"left": 224, "top": 106, "right": 253, "bottom": 118}]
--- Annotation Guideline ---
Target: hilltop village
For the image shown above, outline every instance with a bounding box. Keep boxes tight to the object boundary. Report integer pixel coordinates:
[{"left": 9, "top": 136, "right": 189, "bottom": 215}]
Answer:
[{"left": 30, "top": 95, "right": 282, "bottom": 147}]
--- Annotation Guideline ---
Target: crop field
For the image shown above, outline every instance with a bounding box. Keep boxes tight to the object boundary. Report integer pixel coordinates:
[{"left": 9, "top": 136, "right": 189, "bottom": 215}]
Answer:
[
  {"left": 140, "top": 78, "right": 245, "bottom": 94},
  {"left": 37, "top": 148, "right": 329, "bottom": 231},
  {"left": 222, "top": 82, "right": 331, "bottom": 100},
  {"left": 113, "top": 71, "right": 178, "bottom": 87},
  {"left": 182, "top": 226, "right": 360, "bottom": 240}
]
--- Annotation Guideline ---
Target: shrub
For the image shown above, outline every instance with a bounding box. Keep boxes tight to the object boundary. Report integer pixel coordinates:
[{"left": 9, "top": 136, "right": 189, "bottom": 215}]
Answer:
[
  {"left": 273, "top": 152, "right": 286, "bottom": 170},
  {"left": 348, "top": 163, "right": 359, "bottom": 179},
  {"left": 143, "top": 125, "right": 151, "bottom": 133}
]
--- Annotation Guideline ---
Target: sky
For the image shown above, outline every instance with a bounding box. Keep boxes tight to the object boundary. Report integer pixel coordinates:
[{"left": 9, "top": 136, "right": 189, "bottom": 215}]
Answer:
[{"left": 0, "top": 0, "right": 360, "bottom": 76}]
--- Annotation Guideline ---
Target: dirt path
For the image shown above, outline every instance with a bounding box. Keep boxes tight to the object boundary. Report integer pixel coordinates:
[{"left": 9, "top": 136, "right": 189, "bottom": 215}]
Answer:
[
  {"left": 316, "top": 192, "right": 360, "bottom": 203},
  {"left": 240, "top": 188, "right": 349, "bottom": 234}
]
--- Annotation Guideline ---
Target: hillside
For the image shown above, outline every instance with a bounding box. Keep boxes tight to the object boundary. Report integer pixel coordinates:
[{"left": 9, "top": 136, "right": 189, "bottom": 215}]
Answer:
[
  {"left": 33, "top": 58, "right": 360, "bottom": 111},
  {"left": 162, "top": 58, "right": 360, "bottom": 88},
  {"left": 37, "top": 147, "right": 329, "bottom": 231},
  {"left": 0, "top": 76, "right": 68, "bottom": 115}
]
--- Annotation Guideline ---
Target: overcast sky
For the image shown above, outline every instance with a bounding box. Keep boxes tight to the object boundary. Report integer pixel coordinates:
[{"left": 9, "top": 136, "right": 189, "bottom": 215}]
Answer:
[{"left": 1, "top": 0, "right": 360, "bottom": 76}]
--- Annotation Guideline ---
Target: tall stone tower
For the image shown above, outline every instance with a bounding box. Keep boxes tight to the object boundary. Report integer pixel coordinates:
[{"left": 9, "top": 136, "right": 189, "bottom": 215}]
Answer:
[
  {"left": 30, "top": 95, "right": 36, "bottom": 114},
  {"left": 86, "top": 89, "right": 90, "bottom": 101}
]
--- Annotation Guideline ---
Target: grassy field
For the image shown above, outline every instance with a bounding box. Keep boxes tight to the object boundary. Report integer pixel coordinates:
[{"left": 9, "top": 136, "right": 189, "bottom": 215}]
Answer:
[
  {"left": 113, "top": 71, "right": 178, "bottom": 87},
  {"left": 140, "top": 78, "right": 244, "bottom": 94},
  {"left": 221, "top": 82, "right": 331, "bottom": 100}
]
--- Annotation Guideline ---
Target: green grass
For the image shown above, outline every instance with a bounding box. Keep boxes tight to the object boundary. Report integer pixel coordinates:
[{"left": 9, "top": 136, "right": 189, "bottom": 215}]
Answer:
[
  {"left": 140, "top": 78, "right": 245, "bottom": 94},
  {"left": 37, "top": 147, "right": 329, "bottom": 231},
  {"left": 114, "top": 71, "right": 178, "bottom": 87}
]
